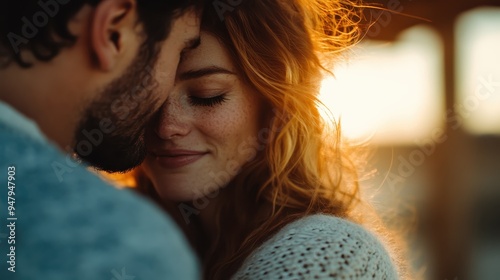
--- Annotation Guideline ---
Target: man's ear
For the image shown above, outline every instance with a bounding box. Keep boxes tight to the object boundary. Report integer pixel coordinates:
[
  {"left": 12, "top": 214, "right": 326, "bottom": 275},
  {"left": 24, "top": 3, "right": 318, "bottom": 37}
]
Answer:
[{"left": 90, "top": 0, "right": 138, "bottom": 71}]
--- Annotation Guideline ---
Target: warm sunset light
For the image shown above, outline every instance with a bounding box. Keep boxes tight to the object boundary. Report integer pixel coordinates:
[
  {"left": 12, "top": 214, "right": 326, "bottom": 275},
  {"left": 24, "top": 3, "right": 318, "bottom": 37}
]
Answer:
[
  {"left": 319, "top": 25, "right": 444, "bottom": 145},
  {"left": 456, "top": 7, "right": 500, "bottom": 135}
]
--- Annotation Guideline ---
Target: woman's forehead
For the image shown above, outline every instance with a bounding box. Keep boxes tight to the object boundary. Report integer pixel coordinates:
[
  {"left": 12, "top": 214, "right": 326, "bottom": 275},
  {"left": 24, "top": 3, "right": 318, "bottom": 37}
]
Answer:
[{"left": 177, "top": 32, "right": 236, "bottom": 73}]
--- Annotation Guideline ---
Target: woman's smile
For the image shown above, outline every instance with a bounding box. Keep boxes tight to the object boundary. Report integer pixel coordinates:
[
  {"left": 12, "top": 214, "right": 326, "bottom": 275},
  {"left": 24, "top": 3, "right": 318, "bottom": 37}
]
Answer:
[{"left": 149, "top": 149, "right": 209, "bottom": 169}]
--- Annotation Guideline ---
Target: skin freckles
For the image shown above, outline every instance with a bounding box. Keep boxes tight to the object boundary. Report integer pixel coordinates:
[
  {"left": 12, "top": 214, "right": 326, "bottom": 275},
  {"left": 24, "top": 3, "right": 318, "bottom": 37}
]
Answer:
[
  {"left": 73, "top": 9, "right": 201, "bottom": 172},
  {"left": 143, "top": 32, "right": 263, "bottom": 201}
]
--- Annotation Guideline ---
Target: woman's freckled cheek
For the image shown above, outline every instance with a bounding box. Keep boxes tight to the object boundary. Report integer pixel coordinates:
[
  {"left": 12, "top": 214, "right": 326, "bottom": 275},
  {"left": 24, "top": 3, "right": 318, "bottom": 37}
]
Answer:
[
  {"left": 222, "top": 110, "right": 242, "bottom": 140},
  {"left": 194, "top": 102, "right": 247, "bottom": 139}
]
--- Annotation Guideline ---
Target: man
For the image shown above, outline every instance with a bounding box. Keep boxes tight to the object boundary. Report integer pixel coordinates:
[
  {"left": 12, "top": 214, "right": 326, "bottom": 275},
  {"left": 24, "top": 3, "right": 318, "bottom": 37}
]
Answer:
[{"left": 0, "top": 0, "right": 202, "bottom": 279}]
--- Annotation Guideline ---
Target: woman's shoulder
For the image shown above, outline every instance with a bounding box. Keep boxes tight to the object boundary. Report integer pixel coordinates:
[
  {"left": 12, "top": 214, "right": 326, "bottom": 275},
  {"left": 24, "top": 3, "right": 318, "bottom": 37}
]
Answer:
[{"left": 232, "top": 214, "right": 398, "bottom": 279}]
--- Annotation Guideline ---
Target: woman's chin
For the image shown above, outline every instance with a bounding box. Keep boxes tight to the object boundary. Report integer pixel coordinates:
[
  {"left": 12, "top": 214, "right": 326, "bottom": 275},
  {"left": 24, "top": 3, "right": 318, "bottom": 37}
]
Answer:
[
  {"left": 157, "top": 186, "right": 213, "bottom": 203},
  {"left": 154, "top": 178, "right": 223, "bottom": 203}
]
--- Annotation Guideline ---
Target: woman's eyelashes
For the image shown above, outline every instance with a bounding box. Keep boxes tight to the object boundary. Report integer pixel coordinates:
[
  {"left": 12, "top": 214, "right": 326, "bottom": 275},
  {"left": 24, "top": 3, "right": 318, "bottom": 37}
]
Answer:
[{"left": 188, "top": 93, "right": 228, "bottom": 107}]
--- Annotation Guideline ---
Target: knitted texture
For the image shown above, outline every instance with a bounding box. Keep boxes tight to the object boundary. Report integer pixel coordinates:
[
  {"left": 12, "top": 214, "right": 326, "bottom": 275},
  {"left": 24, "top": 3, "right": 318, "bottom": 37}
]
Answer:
[
  {"left": 232, "top": 214, "right": 398, "bottom": 279},
  {"left": 0, "top": 122, "right": 200, "bottom": 280}
]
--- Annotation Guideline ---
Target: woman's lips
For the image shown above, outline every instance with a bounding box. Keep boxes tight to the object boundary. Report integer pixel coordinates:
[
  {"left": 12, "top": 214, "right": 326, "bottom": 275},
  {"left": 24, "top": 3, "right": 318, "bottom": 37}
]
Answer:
[{"left": 151, "top": 150, "right": 207, "bottom": 169}]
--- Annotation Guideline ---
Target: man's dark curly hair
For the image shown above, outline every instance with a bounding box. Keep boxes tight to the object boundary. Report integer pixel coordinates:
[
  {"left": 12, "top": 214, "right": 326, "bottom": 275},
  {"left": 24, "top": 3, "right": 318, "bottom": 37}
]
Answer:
[{"left": 0, "top": 0, "right": 203, "bottom": 68}]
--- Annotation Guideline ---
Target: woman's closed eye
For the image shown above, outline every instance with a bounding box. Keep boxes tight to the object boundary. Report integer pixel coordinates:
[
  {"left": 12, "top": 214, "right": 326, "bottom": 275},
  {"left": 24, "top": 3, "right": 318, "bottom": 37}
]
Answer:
[{"left": 188, "top": 93, "right": 228, "bottom": 107}]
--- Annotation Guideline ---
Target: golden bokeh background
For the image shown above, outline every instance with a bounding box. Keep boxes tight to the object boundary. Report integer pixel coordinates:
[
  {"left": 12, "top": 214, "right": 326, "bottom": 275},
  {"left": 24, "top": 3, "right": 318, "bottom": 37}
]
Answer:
[{"left": 318, "top": 1, "right": 500, "bottom": 279}]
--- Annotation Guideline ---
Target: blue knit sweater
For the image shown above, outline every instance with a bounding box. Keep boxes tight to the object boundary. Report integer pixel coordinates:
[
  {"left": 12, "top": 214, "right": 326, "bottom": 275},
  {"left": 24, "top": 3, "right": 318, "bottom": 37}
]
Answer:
[{"left": 0, "top": 104, "right": 200, "bottom": 279}]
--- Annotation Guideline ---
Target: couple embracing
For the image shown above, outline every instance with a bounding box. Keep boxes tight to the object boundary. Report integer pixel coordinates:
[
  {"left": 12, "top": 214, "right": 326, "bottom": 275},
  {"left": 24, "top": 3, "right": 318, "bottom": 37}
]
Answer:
[{"left": 0, "top": 0, "right": 405, "bottom": 279}]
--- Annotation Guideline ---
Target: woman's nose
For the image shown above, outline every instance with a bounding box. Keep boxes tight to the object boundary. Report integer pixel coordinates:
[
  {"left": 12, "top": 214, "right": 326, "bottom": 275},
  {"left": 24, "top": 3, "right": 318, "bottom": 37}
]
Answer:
[{"left": 153, "top": 99, "right": 191, "bottom": 140}]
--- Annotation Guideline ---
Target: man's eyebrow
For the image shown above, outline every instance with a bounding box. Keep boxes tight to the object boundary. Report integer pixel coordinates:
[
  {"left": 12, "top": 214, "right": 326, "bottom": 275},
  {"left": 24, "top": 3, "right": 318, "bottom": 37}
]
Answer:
[
  {"left": 178, "top": 66, "right": 236, "bottom": 81},
  {"left": 184, "top": 36, "right": 201, "bottom": 50},
  {"left": 179, "top": 37, "right": 201, "bottom": 63}
]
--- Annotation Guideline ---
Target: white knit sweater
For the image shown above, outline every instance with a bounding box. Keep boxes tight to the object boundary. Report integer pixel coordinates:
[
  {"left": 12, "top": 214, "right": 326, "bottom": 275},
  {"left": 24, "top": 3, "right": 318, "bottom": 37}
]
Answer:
[{"left": 232, "top": 214, "right": 398, "bottom": 279}]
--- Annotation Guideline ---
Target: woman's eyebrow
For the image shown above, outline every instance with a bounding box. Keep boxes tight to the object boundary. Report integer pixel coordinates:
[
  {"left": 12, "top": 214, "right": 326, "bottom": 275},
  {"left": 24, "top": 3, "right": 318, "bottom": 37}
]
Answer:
[{"left": 178, "top": 66, "right": 236, "bottom": 81}]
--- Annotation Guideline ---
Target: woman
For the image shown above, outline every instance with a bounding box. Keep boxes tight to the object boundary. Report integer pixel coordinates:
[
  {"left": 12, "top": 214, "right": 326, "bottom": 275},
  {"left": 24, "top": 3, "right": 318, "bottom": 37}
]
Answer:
[{"left": 133, "top": 0, "right": 407, "bottom": 279}]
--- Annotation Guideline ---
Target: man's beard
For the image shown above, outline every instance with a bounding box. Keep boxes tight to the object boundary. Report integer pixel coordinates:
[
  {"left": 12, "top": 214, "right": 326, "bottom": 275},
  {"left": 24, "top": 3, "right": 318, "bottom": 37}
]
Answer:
[{"left": 73, "top": 45, "right": 161, "bottom": 173}]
